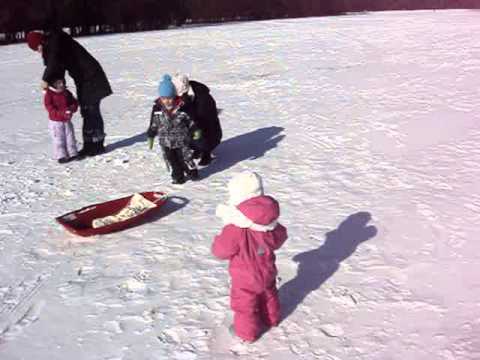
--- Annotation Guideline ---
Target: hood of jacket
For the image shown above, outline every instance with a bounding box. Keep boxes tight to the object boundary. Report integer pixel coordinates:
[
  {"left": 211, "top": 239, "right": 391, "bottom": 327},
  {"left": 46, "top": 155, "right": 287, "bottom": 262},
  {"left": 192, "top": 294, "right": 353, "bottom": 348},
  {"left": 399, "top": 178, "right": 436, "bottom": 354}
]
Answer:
[{"left": 216, "top": 195, "right": 280, "bottom": 232}]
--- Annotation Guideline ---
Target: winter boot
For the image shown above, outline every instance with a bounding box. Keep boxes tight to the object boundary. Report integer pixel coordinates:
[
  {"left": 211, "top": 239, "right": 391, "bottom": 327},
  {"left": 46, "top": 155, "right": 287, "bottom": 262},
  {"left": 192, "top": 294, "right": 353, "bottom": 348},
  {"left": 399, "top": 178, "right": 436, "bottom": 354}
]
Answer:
[
  {"left": 199, "top": 152, "right": 212, "bottom": 166},
  {"left": 172, "top": 169, "right": 186, "bottom": 184},
  {"left": 78, "top": 142, "right": 93, "bottom": 157},
  {"left": 172, "top": 176, "right": 186, "bottom": 185},
  {"left": 192, "top": 149, "right": 202, "bottom": 159},
  {"left": 187, "top": 168, "right": 199, "bottom": 181},
  {"left": 88, "top": 142, "right": 105, "bottom": 156},
  {"left": 70, "top": 154, "right": 85, "bottom": 161},
  {"left": 228, "top": 324, "right": 253, "bottom": 343},
  {"left": 58, "top": 157, "right": 70, "bottom": 164}
]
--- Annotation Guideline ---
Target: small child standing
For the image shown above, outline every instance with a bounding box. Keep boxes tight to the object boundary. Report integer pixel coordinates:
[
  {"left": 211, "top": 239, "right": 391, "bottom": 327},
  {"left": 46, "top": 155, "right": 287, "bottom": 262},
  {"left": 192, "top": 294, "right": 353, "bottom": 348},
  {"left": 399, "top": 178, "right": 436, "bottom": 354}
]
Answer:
[
  {"left": 147, "top": 74, "right": 200, "bottom": 184},
  {"left": 212, "top": 171, "right": 288, "bottom": 342},
  {"left": 44, "top": 78, "right": 79, "bottom": 163}
]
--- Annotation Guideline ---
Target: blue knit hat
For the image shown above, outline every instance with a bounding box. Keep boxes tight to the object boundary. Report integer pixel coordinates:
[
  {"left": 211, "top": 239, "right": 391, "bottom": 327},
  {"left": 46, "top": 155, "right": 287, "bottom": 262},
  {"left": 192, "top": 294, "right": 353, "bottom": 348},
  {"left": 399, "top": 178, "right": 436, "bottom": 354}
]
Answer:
[{"left": 158, "top": 74, "right": 176, "bottom": 97}]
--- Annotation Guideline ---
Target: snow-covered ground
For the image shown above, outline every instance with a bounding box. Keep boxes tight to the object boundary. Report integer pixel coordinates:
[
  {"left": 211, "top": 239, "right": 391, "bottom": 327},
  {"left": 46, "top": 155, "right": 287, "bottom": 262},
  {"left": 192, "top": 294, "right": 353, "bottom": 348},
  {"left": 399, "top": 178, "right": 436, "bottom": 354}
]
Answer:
[{"left": 1, "top": 9, "right": 480, "bottom": 360}]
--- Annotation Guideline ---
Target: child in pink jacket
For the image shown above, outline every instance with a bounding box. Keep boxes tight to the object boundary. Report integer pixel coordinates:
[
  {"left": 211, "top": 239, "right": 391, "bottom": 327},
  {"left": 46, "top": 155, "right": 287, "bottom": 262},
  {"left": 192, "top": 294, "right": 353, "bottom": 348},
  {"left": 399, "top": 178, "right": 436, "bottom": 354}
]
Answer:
[
  {"left": 44, "top": 78, "right": 79, "bottom": 163},
  {"left": 212, "top": 171, "right": 288, "bottom": 342}
]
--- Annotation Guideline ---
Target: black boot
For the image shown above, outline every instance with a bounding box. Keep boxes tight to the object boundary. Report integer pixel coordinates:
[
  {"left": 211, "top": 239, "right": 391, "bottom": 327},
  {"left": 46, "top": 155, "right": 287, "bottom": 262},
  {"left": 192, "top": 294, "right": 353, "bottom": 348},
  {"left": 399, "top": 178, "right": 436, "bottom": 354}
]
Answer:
[
  {"left": 192, "top": 149, "right": 201, "bottom": 159},
  {"left": 172, "top": 175, "right": 186, "bottom": 184},
  {"left": 186, "top": 168, "right": 199, "bottom": 180},
  {"left": 78, "top": 142, "right": 93, "bottom": 157},
  {"left": 88, "top": 142, "right": 106, "bottom": 156},
  {"left": 199, "top": 152, "right": 212, "bottom": 166}
]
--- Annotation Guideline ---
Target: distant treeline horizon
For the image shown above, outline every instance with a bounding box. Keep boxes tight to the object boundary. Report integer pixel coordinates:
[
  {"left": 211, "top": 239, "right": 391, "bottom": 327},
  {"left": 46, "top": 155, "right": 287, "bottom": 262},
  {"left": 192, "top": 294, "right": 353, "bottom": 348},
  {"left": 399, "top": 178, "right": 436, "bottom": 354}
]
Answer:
[{"left": 1, "top": 0, "right": 479, "bottom": 45}]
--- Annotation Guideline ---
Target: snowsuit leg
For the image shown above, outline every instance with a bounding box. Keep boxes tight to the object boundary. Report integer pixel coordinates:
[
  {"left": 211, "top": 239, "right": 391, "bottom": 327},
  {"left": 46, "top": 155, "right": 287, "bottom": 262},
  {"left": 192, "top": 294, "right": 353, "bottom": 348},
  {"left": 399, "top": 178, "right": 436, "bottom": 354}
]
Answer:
[
  {"left": 64, "top": 120, "right": 78, "bottom": 157},
  {"left": 258, "top": 283, "right": 280, "bottom": 327},
  {"left": 231, "top": 287, "right": 261, "bottom": 342},
  {"left": 163, "top": 147, "right": 186, "bottom": 182},
  {"left": 49, "top": 121, "right": 68, "bottom": 160},
  {"left": 80, "top": 101, "right": 105, "bottom": 150}
]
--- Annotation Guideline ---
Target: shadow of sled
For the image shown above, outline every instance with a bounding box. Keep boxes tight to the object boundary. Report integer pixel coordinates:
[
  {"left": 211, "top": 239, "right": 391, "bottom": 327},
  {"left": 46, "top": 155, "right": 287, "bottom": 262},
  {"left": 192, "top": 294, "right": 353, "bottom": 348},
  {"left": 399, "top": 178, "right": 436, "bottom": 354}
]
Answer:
[{"left": 278, "top": 211, "right": 378, "bottom": 322}]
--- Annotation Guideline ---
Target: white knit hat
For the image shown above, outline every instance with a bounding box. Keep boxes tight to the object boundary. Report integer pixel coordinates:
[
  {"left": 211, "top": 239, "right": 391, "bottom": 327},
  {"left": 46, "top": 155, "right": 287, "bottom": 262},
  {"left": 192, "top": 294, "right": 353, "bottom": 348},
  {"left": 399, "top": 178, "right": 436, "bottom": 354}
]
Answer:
[
  {"left": 172, "top": 73, "right": 190, "bottom": 96},
  {"left": 227, "top": 171, "right": 264, "bottom": 206}
]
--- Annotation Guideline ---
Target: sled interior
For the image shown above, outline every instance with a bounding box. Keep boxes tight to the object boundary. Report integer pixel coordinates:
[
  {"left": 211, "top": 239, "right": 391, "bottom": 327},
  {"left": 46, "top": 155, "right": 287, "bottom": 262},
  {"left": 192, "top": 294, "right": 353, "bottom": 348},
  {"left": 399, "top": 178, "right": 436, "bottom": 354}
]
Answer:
[{"left": 56, "top": 191, "right": 168, "bottom": 236}]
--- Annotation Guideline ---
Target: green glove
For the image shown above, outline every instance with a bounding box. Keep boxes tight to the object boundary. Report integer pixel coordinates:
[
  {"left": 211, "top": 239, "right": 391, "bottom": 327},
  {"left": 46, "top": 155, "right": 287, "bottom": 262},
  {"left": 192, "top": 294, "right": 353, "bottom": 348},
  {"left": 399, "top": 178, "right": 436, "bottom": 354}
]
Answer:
[
  {"left": 192, "top": 130, "right": 202, "bottom": 141},
  {"left": 147, "top": 137, "right": 154, "bottom": 150}
]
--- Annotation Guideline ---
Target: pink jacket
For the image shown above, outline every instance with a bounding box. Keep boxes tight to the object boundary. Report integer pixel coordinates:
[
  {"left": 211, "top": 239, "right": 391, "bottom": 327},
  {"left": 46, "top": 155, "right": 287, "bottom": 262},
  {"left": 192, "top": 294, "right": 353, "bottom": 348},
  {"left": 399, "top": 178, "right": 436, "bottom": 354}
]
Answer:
[
  {"left": 44, "top": 87, "right": 78, "bottom": 122},
  {"left": 212, "top": 195, "right": 287, "bottom": 292}
]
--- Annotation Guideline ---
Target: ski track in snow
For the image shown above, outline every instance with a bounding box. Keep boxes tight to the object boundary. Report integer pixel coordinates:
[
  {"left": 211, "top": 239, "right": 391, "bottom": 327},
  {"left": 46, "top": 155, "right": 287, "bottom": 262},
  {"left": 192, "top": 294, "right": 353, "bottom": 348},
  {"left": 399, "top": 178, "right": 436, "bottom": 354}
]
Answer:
[{"left": 1, "top": 9, "right": 480, "bottom": 360}]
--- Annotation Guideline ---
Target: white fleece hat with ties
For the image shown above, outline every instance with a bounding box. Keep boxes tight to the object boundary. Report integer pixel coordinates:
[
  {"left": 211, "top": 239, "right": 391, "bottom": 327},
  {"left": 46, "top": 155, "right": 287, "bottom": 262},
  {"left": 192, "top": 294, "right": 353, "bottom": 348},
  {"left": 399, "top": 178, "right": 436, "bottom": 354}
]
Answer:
[
  {"left": 172, "top": 73, "right": 190, "bottom": 96},
  {"left": 227, "top": 171, "right": 264, "bottom": 206},
  {"left": 216, "top": 171, "right": 278, "bottom": 231}
]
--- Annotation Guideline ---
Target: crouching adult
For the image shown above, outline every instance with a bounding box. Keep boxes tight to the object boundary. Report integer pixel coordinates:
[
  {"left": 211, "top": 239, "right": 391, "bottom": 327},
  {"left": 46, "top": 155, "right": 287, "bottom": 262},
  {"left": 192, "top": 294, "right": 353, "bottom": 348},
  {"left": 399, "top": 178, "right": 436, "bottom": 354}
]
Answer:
[{"left": 173, "top": 74, "right": 222, "bottom": 166}]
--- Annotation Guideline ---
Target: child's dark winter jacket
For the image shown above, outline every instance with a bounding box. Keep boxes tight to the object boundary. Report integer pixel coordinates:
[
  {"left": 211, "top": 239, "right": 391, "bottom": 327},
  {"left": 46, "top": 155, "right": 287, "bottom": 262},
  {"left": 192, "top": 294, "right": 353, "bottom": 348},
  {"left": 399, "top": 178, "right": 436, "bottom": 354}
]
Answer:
[
  {"left": 146, "top": 97, "right": 197, "bottom": 149},
  {"left": 44, "top": 87, "right": 78, "bottom": 122}
]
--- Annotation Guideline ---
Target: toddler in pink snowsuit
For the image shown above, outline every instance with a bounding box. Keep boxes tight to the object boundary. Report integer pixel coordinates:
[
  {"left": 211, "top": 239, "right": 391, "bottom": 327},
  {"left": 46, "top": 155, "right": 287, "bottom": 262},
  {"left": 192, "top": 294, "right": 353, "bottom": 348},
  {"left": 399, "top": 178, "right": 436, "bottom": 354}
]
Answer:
[
  {"left": 212, "top": 171, "right": 287, "bottom": 342},
  {"left": 44, "top": 79, "right": 79, "bottom": 163}
]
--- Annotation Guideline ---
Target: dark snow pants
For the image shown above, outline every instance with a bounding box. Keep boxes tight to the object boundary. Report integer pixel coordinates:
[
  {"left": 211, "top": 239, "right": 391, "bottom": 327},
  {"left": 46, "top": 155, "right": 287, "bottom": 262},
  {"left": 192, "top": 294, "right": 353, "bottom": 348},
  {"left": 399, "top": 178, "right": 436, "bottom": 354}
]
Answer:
[{"left": 80, "top": 101, "right": 105, "bottom": 145}]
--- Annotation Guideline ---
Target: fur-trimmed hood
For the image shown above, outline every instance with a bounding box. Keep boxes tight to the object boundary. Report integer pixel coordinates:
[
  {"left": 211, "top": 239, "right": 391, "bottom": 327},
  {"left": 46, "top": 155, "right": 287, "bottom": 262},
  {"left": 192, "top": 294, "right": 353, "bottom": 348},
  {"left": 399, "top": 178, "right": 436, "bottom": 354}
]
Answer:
[{"left": 216, "top": 171, "right": 280, "bottom": 232}]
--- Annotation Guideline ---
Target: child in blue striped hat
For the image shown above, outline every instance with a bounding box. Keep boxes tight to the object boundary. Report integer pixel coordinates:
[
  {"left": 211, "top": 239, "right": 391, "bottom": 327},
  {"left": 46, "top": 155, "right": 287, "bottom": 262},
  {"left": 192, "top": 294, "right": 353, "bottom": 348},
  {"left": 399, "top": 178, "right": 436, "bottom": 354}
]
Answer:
[{"left": 146, "top": 74, "right": 201, "bottom": 184}]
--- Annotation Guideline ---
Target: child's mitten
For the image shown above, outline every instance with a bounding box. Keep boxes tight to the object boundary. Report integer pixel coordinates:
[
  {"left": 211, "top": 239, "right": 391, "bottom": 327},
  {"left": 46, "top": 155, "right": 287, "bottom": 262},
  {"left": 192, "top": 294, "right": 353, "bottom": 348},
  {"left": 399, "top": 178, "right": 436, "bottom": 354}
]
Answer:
[
  {"left": 147, "top": 137, "right": 154, "bottom": 150},
  {"left": 192, "top": 129, "right": 202, "bottom": 140}
]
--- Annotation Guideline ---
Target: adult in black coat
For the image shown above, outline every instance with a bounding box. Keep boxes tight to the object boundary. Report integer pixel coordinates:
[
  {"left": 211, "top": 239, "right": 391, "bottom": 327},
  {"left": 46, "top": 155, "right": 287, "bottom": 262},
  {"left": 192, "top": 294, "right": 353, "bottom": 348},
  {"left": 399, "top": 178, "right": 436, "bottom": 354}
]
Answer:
[
  {"left": 26, "top": 30, "right": 112, "bottom": 157},
  {"left": 173, "top": 75, "right": 222, "bottom": 166}
]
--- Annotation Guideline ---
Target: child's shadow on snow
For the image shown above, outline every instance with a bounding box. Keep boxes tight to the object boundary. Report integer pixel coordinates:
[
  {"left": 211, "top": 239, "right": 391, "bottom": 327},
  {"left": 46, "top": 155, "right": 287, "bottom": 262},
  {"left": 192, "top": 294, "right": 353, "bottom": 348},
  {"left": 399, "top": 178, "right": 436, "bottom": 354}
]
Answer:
[
  {"left": 105, "top": 132, "right": 147, "bottom": 153},
  {"left": 200, "top": 126, "right": 285, "bottom": 178},
  {"left": 278, "top": 211, "right": 378, "bottom": 322}
]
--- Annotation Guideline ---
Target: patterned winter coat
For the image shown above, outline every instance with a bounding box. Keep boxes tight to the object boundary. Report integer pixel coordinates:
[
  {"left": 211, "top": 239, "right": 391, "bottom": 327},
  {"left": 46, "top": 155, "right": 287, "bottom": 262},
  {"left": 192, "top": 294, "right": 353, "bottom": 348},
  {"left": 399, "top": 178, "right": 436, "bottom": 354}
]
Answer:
[
  {"left": 146, "top": 97, "right": 197, "bottom": 149},
  {"left": 44, "top": 87, "right": 78, "bottom": 122}
]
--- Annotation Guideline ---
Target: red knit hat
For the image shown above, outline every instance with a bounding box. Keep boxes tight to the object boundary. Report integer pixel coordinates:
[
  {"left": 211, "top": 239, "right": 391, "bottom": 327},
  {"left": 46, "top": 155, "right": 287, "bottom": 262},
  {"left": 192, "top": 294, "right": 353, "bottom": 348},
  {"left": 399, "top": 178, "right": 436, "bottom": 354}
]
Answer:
[{"left": 26, "top": 31, "right": 44, "bottom": 51}]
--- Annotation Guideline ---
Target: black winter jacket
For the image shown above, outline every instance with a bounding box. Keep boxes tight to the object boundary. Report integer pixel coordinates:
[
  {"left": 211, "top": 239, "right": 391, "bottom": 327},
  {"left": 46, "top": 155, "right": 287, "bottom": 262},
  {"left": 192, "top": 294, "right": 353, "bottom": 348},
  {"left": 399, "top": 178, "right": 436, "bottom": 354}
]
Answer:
[
  {"left": 181, "top": 80, "right": 222, "bottom": 152},
  {"left": 42, "top": 30, "right": 112, "bottom": 105}
]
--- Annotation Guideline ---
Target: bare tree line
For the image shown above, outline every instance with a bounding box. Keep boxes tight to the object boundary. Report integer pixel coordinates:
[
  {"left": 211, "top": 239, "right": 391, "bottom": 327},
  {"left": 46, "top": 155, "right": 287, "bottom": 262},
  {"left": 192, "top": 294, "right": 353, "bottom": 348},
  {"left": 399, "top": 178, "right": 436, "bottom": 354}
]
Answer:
[{"left": 0, "top": 0, "right": 479, "bottom": 45}]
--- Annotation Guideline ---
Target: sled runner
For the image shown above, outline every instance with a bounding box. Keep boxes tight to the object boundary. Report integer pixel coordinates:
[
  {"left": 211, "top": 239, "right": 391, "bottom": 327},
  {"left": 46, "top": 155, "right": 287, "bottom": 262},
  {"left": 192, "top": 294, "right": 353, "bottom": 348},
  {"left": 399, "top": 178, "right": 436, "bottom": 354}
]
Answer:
[{"left": 56, "top": 192, "right": 168, "bottom": 236}]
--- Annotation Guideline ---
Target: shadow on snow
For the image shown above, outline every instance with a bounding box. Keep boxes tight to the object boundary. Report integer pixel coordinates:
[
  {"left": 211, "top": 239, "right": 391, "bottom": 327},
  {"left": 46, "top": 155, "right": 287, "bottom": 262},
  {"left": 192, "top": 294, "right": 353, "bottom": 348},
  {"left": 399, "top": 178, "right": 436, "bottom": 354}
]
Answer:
[
  {"left": 278, "top": 211, "right": 378, "bottom": 323},
  {"left": 105, "top": 132, "right": 148, "bottom": 153},
  {"left": 200, "top": 126, "right": 285, "bottom": 178}
]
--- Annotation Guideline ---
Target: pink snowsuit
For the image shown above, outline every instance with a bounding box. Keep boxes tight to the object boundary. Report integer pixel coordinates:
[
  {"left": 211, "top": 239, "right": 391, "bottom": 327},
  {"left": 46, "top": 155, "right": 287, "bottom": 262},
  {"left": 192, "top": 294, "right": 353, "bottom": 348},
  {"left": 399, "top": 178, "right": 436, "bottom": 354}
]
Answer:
[
  {"left": 44, "top": 86, "right": 79, "bottom": 160},
  {"left": 212, "top": 195, "right": 287, "bottom": 342}
]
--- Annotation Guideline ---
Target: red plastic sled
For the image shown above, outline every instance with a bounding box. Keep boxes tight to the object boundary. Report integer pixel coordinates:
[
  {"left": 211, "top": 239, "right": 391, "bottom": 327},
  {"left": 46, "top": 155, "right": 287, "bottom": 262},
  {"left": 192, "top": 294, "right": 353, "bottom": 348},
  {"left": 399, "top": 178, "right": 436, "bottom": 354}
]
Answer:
[{"left": 56, "top": 191, "right": 168, "bottom": 236}]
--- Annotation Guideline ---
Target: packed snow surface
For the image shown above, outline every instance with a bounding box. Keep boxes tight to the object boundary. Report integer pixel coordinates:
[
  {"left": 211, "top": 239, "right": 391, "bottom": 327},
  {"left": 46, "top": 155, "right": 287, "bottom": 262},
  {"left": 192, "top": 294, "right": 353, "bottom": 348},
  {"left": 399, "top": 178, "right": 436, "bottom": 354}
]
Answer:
[{"left": 0, "top": 9, "right": 479, "bottom": 360}]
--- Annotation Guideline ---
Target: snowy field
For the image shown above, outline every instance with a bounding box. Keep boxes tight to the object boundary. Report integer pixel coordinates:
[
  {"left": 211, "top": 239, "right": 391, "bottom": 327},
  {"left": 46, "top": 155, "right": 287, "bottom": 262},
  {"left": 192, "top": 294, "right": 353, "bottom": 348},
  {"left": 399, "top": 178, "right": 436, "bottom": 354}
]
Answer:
[{"left": 1, "top": 9, "right": 480, "bottom": 360}]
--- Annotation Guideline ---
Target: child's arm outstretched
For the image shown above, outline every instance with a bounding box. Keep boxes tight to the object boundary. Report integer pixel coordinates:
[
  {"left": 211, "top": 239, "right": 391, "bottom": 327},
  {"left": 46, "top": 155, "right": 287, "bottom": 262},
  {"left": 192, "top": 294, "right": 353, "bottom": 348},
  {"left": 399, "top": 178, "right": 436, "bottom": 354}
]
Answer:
[
  {"left": 146, "top": 105, "right": 160, "bottom": 149},
  {"left": 212, "top": 225, "right": 240, "bottom": 260}
]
